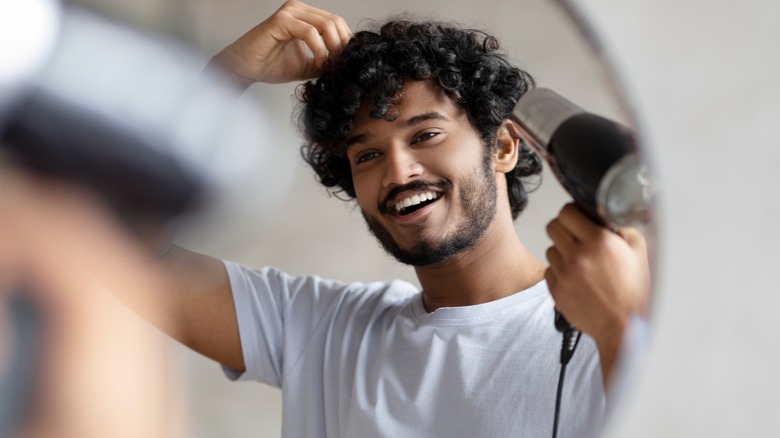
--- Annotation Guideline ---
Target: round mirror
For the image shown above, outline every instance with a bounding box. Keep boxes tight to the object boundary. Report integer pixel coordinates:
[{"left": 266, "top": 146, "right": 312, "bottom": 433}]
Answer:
[{"left": 59, "top": 0, "right": 655, "bottom": 436}]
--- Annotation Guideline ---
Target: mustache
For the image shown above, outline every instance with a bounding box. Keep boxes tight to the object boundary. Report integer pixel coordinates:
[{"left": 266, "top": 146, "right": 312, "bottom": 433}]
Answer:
[{"left": 379, "top": 179, "right": 451, "bottom": 215}]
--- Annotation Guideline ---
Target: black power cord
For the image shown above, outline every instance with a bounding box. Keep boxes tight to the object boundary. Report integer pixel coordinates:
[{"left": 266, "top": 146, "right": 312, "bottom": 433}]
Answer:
[{"left": 552, "top": 312, "right": 581, "bottom": 438}]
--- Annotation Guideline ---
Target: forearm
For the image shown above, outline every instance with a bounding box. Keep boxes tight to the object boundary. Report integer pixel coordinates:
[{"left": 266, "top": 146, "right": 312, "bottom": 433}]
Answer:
[
  {"left": 205, "top": 50, "right": 256, "bottom": 92},
  {"left": 592, "top": 316, "right": 628, "bottom": 393},
  {"left": 90, "top": 230, "right": 244, "bottom": 371}
]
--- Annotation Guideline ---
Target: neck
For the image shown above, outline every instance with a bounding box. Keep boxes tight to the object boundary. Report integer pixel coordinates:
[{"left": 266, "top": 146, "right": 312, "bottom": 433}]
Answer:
[{"left": 414, "top": 213, "right": 546, "bottom": 312}]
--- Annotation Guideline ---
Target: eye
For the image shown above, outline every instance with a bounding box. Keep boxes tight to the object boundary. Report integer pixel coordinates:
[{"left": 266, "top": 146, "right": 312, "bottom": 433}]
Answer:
[
  {"left": 355, "top": 150, "right": 381, "bottom": 164},
  {"left": 412, "top": 132, "right": 440, "bottom": 144}
]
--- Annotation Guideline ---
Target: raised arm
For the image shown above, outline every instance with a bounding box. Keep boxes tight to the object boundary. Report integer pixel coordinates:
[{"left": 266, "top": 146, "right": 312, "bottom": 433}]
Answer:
[
  {"left": 544, "top": 203, "right": 651, "bottom": 390},
  {"left": 150, "top": 1, "right": 352, "bottom": 371},
  {"left": 0, "top": 1, "right": 352, "bottom": 374}
]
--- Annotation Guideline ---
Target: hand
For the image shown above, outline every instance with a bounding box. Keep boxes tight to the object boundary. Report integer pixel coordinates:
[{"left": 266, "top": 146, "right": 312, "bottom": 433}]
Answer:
[
  {"left": 210, "top": 0, "right": 352, "bottom": 86},
  {"left": 544, "top": 203, "right": 651, "bottom": 376},
  {"left": 0, "top": 171, "right": 182, "bottom": 437}
]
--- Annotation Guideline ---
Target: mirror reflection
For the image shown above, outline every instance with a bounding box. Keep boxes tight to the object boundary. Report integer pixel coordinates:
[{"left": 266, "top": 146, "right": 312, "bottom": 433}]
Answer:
[{"left": 1, "top": 0, "right": 654, "bottom": 437}]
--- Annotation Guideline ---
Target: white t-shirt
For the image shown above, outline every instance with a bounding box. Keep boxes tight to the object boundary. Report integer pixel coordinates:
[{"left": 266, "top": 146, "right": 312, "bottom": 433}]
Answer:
[{"left": 223, "top": 261, "right": 605, "bottom": 438}]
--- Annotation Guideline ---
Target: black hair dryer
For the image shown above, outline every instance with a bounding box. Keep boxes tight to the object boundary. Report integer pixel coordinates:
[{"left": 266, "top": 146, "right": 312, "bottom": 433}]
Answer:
[
  {"left": 513, "top": 88, "right": 653, "bottom": 336},
  {"left": 513, "top": 88, "right": 653, "bottom": 229}
]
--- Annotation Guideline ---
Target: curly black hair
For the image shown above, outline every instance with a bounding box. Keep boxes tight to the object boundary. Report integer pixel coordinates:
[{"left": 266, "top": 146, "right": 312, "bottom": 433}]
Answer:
[{"left": 297, "top": 20, "right": 542, "bottom": 219}]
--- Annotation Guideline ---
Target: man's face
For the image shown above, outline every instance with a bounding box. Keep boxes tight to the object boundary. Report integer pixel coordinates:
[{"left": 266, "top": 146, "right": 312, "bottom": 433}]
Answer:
[{"left": 346, "top": 81, "right": 498, "bottom": 266}]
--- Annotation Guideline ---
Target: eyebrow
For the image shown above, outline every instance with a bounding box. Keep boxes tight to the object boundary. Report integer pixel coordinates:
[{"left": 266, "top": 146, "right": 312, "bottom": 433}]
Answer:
[
  {"left": 346, "top": 112, "right": 449, "bottom": 147},
  {"left": 405, "top": 111, "right": 449, "bottom": 126}
]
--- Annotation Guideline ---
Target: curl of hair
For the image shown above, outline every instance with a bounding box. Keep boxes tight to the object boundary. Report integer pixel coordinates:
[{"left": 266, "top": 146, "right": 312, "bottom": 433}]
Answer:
[{"left": 297, "top": 20, "right": 542, "bottom": 219}]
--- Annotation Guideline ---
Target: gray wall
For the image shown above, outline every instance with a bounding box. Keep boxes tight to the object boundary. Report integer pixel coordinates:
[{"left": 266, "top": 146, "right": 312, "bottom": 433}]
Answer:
[{"left": 577, "top": 0, "right": 780, "bottom": 436}]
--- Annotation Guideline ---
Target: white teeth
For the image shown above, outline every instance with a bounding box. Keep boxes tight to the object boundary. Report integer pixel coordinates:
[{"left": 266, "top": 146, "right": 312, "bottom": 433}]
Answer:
[{"left": 394, "top": 191, "right": 439, "bottom": 212}]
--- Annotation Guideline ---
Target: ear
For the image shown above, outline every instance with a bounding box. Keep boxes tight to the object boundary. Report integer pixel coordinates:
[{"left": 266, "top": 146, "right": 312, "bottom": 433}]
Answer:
[{"left": 494, "top": 119, "right": 520, "bottom": 174}]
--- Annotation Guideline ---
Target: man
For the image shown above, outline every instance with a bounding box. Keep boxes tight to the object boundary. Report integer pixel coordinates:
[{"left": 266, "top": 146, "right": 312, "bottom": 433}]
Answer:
[{"left": 140, "top": 1, "right": 650, "bottom": 436}]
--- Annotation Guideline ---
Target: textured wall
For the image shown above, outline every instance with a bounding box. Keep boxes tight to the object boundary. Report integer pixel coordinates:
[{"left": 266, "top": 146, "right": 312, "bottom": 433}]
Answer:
[{"left": 574, "top": 0, "right": 780, "bottom": 436}]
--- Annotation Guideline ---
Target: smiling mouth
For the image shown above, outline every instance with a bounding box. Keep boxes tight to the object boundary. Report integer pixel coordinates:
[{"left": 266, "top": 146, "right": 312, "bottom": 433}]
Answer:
[{"left": 394, "top": 191, "right": 440, "bottom": 216}]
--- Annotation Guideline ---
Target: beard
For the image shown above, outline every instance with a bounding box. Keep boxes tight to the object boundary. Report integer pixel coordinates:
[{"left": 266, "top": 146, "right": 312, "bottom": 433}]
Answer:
[{"left": 361, "top": 151, "right": 497, "bottom": 267}]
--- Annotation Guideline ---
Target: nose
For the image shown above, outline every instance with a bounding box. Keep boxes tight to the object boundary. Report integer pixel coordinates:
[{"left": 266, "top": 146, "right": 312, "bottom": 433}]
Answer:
[{"left": 382, "top": 145, "right": 423, "bottom": 187}]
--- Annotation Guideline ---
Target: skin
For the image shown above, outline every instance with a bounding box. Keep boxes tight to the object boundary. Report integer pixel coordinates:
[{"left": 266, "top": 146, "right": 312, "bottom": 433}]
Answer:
[{"left": 0, "top": 173, "right": 183, "bottom": 438}]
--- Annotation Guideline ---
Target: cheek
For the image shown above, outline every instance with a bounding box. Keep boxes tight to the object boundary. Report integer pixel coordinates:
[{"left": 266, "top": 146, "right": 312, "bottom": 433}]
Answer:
[
  {"left": 352, "top": 175, "right": 378, "bottom": 211},
  {"left": 448, "top": 154, "right": 485, "bottom": 181}
]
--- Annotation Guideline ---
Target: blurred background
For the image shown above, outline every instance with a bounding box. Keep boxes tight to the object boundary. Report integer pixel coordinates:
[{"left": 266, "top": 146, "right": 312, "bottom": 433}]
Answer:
[{"left": 57, "top": 0, "right": 633, "bottom": 435}]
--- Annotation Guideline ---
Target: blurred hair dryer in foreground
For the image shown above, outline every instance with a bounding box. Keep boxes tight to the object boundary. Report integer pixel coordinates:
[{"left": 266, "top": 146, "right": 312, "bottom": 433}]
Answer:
[
  {"left": 513, "top": 88, "right": 653, "bottom": 229},
  {"left": 0, "top": 3, "right": 275, "bottom": 225}
]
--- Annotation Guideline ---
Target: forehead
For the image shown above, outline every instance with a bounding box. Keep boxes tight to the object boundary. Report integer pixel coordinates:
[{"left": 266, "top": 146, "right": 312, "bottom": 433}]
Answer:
[{"left": 351, "top": 80, "right": 464, "bottom": 130}]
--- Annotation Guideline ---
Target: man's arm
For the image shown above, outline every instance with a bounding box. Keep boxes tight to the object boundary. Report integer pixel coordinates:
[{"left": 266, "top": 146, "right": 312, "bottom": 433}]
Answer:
[
  {"left": 544, "top": 203, "right": 652, "bottom": 390},
  {"left": 146, "top": 247, "right": 245, "bottom": 371},
  {"left": 140, "top": 1, "right": 351, "bottom": 371}
]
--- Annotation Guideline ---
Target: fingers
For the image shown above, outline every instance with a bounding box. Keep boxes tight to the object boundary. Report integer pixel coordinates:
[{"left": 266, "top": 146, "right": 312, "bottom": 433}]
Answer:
[
  {"left": 277, "top": 1, "right": 352, "bottom": 59},
  {"left": 216, "top": 0, "right": 352, "bottom": 84},
  {"left": 298, "top": 11, "right": 342, "bottom": 53},
  {"left": 279, "top": 15, "right": 330, "bottom": 65},
  {"left": 545, "top": 219, "right": 577, "bottom": 255},
  {"left": 544, "top": 247, "right": 565, "bottom": 295},
  {"left": 546, "top": 202, "right": 614, "bottom": 273},
  {"left": 555, "top": 203, "right": 604, "bottom": 242},
  {"left": 545, "top": 246, "right": 564, "bottom": 273},
  {"left": 294, "top": 1, "right": 352, "bottom": 45},
  {"left": 545, "top": 203, "right": 596, "bottom": 260},
  {"left": 544, "top": 267, "right": 556, "bottom": 290}
]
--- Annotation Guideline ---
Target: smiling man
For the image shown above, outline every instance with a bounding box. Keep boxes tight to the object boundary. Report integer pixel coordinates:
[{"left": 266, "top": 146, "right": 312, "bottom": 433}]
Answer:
[
  {"left": 340, "top": 79, "right": 545, "bottom": 309},
  {"left": 138, "top": 1, "right": 651, "bottom": 437},
  {"left": 350, "top": 81, "right": 509, "bottom": 269}
]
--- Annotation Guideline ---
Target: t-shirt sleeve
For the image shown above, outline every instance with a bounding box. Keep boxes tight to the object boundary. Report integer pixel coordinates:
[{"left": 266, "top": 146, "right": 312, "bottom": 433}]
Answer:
[{"left": 220, "top": 260, "right": 349, "bottom": 387}]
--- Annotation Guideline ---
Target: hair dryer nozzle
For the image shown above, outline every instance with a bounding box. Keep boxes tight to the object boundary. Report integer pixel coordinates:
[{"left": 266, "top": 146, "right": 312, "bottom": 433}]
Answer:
[
  {"left": 513, "top": 88, "right": 652, "bottom": 228},
  {"left": 512, "top": 88, "right": 584, "bottom": 159}
]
